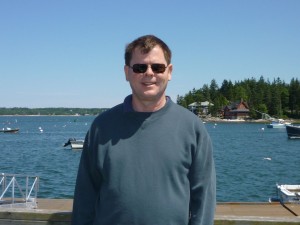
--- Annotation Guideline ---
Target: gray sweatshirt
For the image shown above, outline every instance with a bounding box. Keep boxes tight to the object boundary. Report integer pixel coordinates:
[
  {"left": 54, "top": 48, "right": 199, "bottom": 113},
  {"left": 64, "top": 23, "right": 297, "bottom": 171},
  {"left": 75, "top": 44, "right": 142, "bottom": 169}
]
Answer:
[{"left": 72, "top": 95, "right": 216, "bottom": 225}]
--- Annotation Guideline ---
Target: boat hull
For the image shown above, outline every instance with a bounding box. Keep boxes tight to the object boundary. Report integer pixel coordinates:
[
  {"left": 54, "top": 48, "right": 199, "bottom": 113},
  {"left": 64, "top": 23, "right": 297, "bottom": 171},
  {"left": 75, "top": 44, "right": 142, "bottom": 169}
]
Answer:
[
  {"left": 0, "top": 128, "right": 19, "bottom": 133},
  {"left": 286, "top": 125, "right": 300, "bottom": 139}
]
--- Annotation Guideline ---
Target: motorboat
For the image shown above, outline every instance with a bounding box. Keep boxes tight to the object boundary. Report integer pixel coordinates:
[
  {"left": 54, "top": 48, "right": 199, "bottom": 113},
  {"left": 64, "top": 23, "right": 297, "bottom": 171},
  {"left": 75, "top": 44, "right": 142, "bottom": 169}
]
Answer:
[
  {"left": 266, "top": 119, "right": 291, "bottom": 128},
  {"left": 63, "top": 138, "right": 84, "bottom": 150},
  {"left": 276, "top": 184, "right": 300, "bottom": 203},
  {"left": 286, "top": 124, "right": 300, "bottom": 139},
  {"left": 70, "top": 140, "right": 84, "bottom": 149},
  {"left": 0, "top": 128, "right": 19, "bottom": 133}
]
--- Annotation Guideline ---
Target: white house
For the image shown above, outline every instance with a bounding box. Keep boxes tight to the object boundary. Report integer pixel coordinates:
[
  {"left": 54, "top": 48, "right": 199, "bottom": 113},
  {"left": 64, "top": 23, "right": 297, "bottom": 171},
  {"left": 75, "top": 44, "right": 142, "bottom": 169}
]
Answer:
[{"left": 188, "top": 101, "right": 214, "bottom": 115}]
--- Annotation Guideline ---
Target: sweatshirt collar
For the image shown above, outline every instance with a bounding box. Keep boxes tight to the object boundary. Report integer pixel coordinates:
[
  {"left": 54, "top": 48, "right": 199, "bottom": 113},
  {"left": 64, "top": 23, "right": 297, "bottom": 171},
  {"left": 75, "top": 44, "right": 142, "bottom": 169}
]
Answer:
[{"left": 123, "top": 95, "right": 171, "bottom": 113}]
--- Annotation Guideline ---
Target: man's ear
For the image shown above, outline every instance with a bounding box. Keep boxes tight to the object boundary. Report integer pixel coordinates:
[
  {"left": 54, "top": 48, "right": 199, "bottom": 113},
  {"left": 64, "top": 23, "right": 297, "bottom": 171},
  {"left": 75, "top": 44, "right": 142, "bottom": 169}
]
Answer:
[
  {"left": 124, "top": 65, "right": 129, "bottom": 81},
  {"left": 167, "top": 64, "right": 173, "bottom": 81}
]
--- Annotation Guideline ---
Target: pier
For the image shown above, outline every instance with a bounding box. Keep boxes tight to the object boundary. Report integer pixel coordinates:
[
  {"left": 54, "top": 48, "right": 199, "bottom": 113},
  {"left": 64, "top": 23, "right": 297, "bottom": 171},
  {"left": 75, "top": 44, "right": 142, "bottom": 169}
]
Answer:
[{"left": 0, "top": 199, "right": 300, "bottom": 224}]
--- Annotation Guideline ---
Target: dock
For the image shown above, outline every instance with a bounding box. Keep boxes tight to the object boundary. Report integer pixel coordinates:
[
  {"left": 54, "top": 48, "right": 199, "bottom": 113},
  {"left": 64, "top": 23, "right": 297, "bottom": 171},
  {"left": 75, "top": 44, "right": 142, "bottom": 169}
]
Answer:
[{"left": 0, "top": 199, "right": 300, "bottom": 224}]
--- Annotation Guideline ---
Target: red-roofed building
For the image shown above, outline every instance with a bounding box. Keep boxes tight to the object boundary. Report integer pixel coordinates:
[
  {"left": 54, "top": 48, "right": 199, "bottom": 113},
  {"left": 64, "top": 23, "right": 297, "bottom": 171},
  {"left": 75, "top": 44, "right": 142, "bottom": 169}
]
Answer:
[{"left": 223, "top": 100, "right": 250, "bottom": 119}]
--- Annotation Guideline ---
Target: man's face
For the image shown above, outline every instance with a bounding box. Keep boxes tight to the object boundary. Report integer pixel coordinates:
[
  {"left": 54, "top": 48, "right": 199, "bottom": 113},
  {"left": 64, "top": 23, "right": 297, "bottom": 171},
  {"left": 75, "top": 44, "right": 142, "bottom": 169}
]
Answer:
[{"left": 124, "top": 46, "right": 172, "bottom": 105}]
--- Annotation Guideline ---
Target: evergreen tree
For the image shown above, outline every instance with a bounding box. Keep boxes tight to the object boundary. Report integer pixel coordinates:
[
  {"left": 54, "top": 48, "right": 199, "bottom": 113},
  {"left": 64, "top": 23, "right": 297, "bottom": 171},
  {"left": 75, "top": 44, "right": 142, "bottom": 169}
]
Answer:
[
  {"left": 220, "top": 79, "right": 234, "bottom": 101},
  {"left": 201, "top": 84, "right": 211, "bottom": 101},
  {"left": 289, "top": 78, "right": 300, "bottom": 116},
  {"left": 209, "top": 79, "right": 219, "bottom": 102}
]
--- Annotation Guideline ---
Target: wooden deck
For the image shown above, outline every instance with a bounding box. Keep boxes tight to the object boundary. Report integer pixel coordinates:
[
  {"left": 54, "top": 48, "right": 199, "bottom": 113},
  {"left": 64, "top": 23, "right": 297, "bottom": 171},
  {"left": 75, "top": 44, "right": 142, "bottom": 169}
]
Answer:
[{"left": 0, "top": 199, "right": 300, "bottom": 224}]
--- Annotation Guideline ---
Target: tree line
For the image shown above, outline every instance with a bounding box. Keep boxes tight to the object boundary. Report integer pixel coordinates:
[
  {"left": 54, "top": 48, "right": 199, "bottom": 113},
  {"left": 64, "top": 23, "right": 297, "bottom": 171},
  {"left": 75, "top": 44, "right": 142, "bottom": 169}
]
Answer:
[
  {"left": 176, "top": 76, "right": 300, "bottom": 119},
  {"left": 0, "top": 107, "right": 108, "bottom": 116}
]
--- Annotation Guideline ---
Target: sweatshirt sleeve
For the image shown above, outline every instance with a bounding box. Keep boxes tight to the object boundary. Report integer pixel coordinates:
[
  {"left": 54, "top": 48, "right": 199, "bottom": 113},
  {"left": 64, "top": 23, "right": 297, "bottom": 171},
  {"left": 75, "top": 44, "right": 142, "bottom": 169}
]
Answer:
[
  {"left": 71, "top": 130, "right": 102, "bottom": 225},
  {"left": 189, "top": 127, "right": 216, "bottom": 225}
]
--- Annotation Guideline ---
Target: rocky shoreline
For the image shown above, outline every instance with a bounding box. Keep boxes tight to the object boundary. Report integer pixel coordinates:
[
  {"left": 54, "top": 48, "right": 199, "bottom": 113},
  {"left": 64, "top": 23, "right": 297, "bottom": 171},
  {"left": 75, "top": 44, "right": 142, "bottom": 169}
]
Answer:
[{"left": 202, "top": 117, "right": 300, "bottom": 124}]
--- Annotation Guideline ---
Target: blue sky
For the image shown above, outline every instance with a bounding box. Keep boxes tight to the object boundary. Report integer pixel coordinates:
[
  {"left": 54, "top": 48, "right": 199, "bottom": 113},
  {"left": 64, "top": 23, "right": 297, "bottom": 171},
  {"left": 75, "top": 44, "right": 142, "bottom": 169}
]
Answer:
[{"left": 1, "top": 0, "right": 299, "bottom": 108}]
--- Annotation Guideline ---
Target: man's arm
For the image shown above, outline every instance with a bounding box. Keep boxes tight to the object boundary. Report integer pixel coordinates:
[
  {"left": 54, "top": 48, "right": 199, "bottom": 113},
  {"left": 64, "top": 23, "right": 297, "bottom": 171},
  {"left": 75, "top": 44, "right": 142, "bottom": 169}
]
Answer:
[
  {"left": 71, "top": 131, "right": 102, "bottom": 225},
  {"left": 189, "top": 130, "right": 216, "bottom": 225}
]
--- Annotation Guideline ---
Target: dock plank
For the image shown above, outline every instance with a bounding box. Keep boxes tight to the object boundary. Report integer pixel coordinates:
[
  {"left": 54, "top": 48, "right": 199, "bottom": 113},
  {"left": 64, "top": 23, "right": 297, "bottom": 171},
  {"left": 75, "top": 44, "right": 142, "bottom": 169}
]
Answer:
[
  {"left": 216, "top": 202, "right": 295, "bottom": 217},
  {"left": 1, "top": 199, "right": 300, "bottom": 225}
]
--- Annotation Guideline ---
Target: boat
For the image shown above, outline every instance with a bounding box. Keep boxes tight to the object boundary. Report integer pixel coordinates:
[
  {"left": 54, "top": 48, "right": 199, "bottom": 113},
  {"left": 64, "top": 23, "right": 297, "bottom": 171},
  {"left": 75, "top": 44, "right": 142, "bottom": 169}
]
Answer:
[
  {"left": 276, "top": 184, "right": 300, "bottom": 203},
  {"left": 0, "top": 128, "right": 19, "bottom": 133},
  {"left": 266, "top": 119, "right": 291, "bottom": 128},
  {"left": 286, "top": 124, "right": 300, "bottom": 139},
  {"left": 70, "top": 140, "right": 84, "bottom": 149},
  {"left": 63, "top": 138, "right": 84, "bottom": 150}
]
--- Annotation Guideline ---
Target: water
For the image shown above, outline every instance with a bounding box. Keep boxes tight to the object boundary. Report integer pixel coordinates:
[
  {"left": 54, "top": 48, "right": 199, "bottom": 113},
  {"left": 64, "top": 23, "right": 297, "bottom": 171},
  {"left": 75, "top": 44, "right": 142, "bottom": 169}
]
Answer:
[
  {"left": 1, "top": 116, "right": 93, "bottom": 199},
  {"left": 1, "top": 116, "right": 299, "bottom": 202},
  {"left": 207, "top": 122, "right": 300, "bottom": 202}
]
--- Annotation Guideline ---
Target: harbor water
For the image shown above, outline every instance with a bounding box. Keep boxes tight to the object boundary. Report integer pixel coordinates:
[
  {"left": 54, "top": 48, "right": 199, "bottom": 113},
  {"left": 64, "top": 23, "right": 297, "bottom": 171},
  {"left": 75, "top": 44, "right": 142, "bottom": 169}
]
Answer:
[{"left": 1, "top": 116, "right": 299, "bottom": 202}]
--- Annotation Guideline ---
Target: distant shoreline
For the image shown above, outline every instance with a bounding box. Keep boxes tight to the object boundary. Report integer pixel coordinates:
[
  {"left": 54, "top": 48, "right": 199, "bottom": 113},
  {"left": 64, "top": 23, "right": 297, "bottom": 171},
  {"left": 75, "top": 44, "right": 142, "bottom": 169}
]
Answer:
[
  {"left": 0, "top": 107, "right": 108, "bottom": 116},
  {"left": 1, "top": 114, "right": 299, "bottom": 123},
  {"left": 203, "top": 118, "right": 300, "bottom": 124}
]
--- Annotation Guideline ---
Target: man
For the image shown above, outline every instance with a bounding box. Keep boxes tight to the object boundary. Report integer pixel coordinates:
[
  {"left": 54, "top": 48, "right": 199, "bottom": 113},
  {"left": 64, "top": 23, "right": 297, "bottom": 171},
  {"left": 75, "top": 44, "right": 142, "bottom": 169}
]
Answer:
[{"left": 72, "top": 35, "right": 216, "bottom": 225}]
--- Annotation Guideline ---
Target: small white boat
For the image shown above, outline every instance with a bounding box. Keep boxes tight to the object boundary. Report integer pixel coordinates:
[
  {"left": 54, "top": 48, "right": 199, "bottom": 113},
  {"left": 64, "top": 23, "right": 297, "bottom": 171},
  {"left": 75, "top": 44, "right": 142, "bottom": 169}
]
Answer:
[
  {"left": 266, "top": 119, "right": 291, "bottom": 128},
  {"left": 70, "top": 140, "right": 84, "bottom": 149},
  {"left": 63, "top": 138, "right": 84, "bottom": 150},
  {"left": 277, "top": 184, "right": 300, "bottom": 203}
]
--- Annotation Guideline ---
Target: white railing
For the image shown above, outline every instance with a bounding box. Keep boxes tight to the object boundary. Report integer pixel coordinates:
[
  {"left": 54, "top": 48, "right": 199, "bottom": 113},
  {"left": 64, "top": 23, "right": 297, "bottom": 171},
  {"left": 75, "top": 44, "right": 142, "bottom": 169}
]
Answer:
[{"left": 0, "top": 173, "right": 39, "bottom": 208}]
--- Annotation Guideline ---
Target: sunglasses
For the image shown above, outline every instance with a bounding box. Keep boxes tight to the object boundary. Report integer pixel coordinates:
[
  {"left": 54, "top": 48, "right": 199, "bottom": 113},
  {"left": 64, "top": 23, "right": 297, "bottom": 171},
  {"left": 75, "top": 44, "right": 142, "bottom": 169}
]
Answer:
[{"left": 129, "top": 64, "right": 167, "bottom": 73}]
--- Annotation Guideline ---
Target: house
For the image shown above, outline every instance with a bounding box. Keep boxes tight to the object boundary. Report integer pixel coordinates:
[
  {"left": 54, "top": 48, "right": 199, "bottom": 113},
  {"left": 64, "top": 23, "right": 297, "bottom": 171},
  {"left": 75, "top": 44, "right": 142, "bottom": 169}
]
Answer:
[
  {"left": 188, "top": 101, "right": 214, "bottom": 115},
  {"left": 200, "top": 101, "right": 213, "bottom": 114},
  {"left": 223, "top": 100, "right": 250, "bottom": 119}
]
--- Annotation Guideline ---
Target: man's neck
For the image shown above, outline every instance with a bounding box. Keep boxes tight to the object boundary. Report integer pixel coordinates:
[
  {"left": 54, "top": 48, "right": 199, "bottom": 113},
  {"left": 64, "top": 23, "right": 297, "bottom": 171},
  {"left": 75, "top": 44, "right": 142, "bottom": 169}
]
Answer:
[{"left": 132, "top": 96, "right": 167, "bottom": 112}]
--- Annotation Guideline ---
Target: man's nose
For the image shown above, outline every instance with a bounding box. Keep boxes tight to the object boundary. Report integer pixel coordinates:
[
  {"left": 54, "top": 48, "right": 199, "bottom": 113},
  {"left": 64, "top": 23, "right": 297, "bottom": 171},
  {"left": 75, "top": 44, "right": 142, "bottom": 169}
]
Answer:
[{"left": 145, "top": 65, "right": 154, "bottom": 76}]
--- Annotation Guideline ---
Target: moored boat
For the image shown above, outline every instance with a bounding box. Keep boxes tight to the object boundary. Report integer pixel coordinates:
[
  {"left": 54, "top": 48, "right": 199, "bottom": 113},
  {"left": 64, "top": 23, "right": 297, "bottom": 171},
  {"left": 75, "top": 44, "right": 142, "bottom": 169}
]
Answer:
[
  {"left": 0, "top": 128, "right": 19, "bottom": 133},
  {"left": 286, "top": 124, "right": 300, "bottom": 139},
  {"left": 70, "top": 140, "right": 84, "bottom": 149},
  {"left": 277, "top": 184, "right": 300, "bottom": 203},
  {"left": 63, "top": 138, "right": 84, "bottom": 150},
  {"left": 266, "top": 119, "right": 291, "bottom": 128}
]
